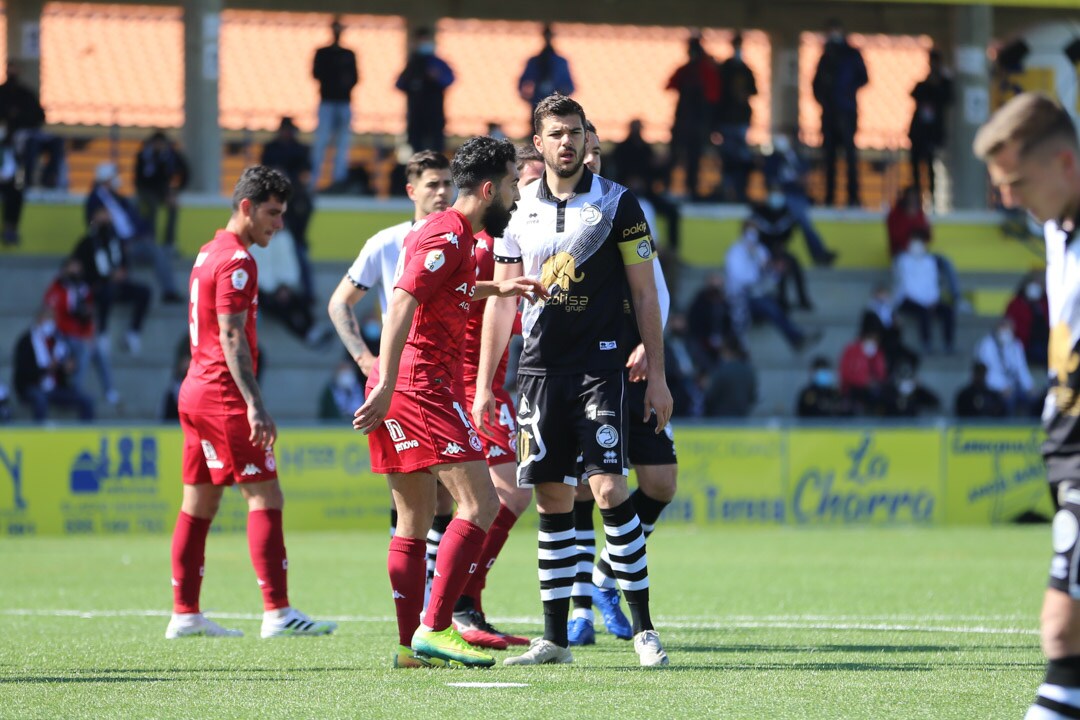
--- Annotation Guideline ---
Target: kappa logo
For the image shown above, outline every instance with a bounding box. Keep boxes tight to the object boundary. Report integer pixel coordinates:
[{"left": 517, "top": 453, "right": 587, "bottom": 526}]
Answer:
[
  {"left": 241, "top": 463, "right": 261, "bottom": 476},
  {"left": 424, "top": 250, "right": 445, "bottom": 272},
  {"left": 231, "top": 250, "right": 250, "bottom": 260},
  {"left": 200, "top": 440, "right": 224, "bottom": 469},
  {"left": 443, "top": 232, "right": 459, "bottom": 248},
  {"left": 596, "top": 424, "right": 619, "bottom": 449},
  {"left": 488, "top": 445, "right": 508, "bottom": 458},
  {"left": 392, "top": 590, "right": 406, "bottom": 599},
  {"left": 444, "top": 442, "right": 465, "bottom": 455},
  {"left": 231, "top": 268, "right": 249, "bottom": 290},
  {"left": 603, "top": 450, "right": 619, "bottom": 464}
]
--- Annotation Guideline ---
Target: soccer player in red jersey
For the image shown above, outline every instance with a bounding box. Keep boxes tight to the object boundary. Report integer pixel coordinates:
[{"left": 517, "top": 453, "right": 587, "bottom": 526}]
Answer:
[
  {"left": 166, "top": 166, "right": 336, "bottom": 640},
  {"left": 353, "top": 137, "right": 546, "bottom": 668}
]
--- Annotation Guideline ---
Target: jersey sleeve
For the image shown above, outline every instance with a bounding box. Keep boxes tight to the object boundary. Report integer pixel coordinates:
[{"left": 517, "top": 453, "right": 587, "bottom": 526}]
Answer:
[
  {"left": 346, "top": 231, "right": 385, "bottom": 290},
  {"left": 493, "top": 227, "right": 522, "bottom": 263},
  {"left": 215, "top": 254, "right": 257, "bottom": 315},
  {"left": 395, "top": 228, "right": 465, "bottom": 304},
  {"left": 612, "top": 191, "right": 657, "bottom": 267}
]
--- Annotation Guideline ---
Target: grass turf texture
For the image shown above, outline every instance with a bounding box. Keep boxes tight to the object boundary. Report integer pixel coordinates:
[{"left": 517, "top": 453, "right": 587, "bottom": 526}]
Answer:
[{"left": 0, "top": 526, "right": 1049, "bottom": 718}]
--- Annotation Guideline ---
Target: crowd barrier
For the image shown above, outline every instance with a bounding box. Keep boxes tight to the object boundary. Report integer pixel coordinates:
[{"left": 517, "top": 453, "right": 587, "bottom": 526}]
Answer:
[{"left": 0, "top": 424, "right": 1051, "bottom": 537}]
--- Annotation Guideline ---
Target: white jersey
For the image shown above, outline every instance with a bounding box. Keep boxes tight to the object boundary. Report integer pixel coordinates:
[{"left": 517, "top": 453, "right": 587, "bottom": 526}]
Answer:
[
  {"left": 346, "top": 220, "right": 412, "bottom": 321},
  {"left": 1043, "top": 215, "right": 1080, "bottom": 462}
]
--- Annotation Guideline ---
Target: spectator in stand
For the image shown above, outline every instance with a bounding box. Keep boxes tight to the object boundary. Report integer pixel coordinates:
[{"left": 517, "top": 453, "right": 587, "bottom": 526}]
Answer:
[
  {"left": 667, "top": 32, "right": 721, "bottom": 201},
  {"left": 318, "top": 358, "right": 365, "bottom": 421},
  {"left": 85, "top": 162, "right": 182, "bottom": 302},
  {"left": 1004, "top": 272, "right": 1050, "bottom": 366},
  {"left": 883, "top": 361, "right": 941, "bottom": 418},
  {"left": 750, "top": 189, "right": 813, "bottom": 311},
  {"left": 396, "top": 27, "right": 455, "bottom": 153},
  {"left": 0, "top": 60, "right": 65, "bottom": 195},
  {"left": 72, "top": 207, "right": 153, "bottom": 356},
  {"left": 161, "top": 342, "right": 190, "bottom": 422},
  {"left": 687, "top": 271, "right": 733, "bottom": 369},
  {"left": 955, "top": 361, "right": 1007, "bottom": 419},
  {"left": 248, "top": 224, "right": 331, "bottom": 348},
  {"left": 886, "top": 185, "right": 930, "bottom": 258},
  {"left": 0, "top": 381, "right": 10, "bottom": 423},
  {"left": 715, "top": 32, "right": 757, "bottom": 203},
  {"left": 764, "top": 133, "right": 837, "bottom": 266},
  {"left": 908, "top": 49, "right": 953, "bottom": 204},
  {"left": 134, "top": 130, "right": 189, "bottom": 253},
  {"left": 812, "top": 18, "right": 868, "bottom": 207},
  {"left": 894, "top": 233, "right": 955, "bottom": 354},
  {"left": 262, "top": 117, "right": 316, "bottom": 302},
  {"left": 665, "top": 312, "right": 703, "bottom": 417},
  {"left": 518, "top": 24, "right": 575, "bottom": 110},
  {"left": 859, "top": 283, "right": 918, "bottom": 373},
  {"left": 613, "top": 119, "right": 682, "bottom": 251},
  {"left": 13, "top": 306, "right": 93, "bottom": 422},
  {"left": 725, "top": 223, "right": 821, "bottom": 352},
  {"left": 42, "top": 256, "right": 118, "bottom": 406},
  {"left": 796, "top": 356, "right": 851, "bottom": 418},
  {"left": 703, "top": 339, "right": 757, "bottom": 417},
  {"left": 975, "top": 317, "right": 1036, "bottom": 417},
  {"left": 311, "top": 16, "right": 359, "bottom": 192},
  {"left": 839, "top": 327, "right": 888, "bottom": 415}
]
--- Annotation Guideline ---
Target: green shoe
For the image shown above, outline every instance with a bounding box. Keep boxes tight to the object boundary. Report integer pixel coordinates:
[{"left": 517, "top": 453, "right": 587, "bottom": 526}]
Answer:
[
  {"left": 393, "top": 644, "right": 446, "bottom": 669},
  {"left": 411, "top": 626, "right": 495, "bottom": 668}
]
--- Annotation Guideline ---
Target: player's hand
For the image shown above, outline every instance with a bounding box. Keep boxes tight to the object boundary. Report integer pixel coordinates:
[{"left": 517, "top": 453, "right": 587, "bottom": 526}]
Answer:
[
  {"left": 626, "top": 343, "right": 648, "bottom": 382},
  {"left": 471, "top": 386, "right": 497, "bottom": 435},
  {"left": 247, "top": 402, "right": 277, "bottom": 450},
  {"left": 495, "top": 276, "right": 549, "bottom": 304},
  {"left": 354, "top": 384, "right": 392, "bottom": 435},
  {"left": 642, "top": 376, "right": 673, "bottom": 434}
]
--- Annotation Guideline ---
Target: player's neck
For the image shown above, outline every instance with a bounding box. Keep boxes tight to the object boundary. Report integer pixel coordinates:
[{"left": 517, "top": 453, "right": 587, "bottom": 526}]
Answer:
[
  {"left": 451, "top": 196, "right": 483, "bottom": 234},
  {"left": 224, "top": 218, "right": 253, "bottom": 248},
  {"left": 545, "top": 167, "right": 582, "bottom": 200}
]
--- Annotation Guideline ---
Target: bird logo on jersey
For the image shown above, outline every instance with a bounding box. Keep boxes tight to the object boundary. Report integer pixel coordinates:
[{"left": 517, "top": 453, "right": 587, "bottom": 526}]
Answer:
[{"left": 539, "top": 252, "right": 584, "bottom": 295}]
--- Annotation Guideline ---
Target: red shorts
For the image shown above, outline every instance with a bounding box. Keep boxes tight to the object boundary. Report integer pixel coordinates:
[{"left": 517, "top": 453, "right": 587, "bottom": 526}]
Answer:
[
  {"left": 180, "top": 411, "right": 278, "bottom": 486},
  {"left": 463, "top": 381, "right": 517, "bottom": 467},
  {"left": 367, "top": 381, "right": 486, "bottom": 474}
]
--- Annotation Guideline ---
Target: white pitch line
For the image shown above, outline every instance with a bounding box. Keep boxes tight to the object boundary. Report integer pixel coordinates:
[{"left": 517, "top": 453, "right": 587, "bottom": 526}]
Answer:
[
  {"left": 446, "top": 683, "right": 529, "bottom": 688},
  {"left": 0, "top": 609, "right": 1039, "bottom": 636}
]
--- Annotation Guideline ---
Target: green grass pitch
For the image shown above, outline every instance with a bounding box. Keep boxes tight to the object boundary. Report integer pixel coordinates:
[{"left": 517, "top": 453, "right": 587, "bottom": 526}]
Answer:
[{"left": 0, "top": 526, "right": 1051, "bottom": 719}]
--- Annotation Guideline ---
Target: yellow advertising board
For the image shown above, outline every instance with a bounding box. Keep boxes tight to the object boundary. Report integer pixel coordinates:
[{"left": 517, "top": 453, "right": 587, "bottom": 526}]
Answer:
[{"left": 0, "top": 424, "right": 1055, "bottom": 537}]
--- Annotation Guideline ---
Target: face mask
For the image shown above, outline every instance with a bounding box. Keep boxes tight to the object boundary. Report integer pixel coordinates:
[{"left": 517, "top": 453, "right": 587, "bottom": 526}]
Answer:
[
  {"left": 773, "top": 136, "right": 791, "bottom": 154},
  {"left": 766, "top": 192, "right": 785, "bottom": 210},
  {"left": 417, "top": 41, "right": 435, "bottom": 55},
  {"left": 744, "top": 227, "right": 760, "bottom": 245},
  {"left": 336, "top": 369, "right": 358, "bottom": 389},
  {"left": 862, "top": 340, "right": 878, "bottom": 356},
  {"left": 1025, "top": 283, "right": 1042, "bottom": 301},
  {"left": 908, "top": 240, "right": 926, "bottom": 256},
  {"left": 38, "top": 319, "right": 56, "bottom": 336},
  {"left": 898, "top": 379, "right": 916, "bottom": 395},
  {"left": 110, "top": 176, "right": 122, "bottom": 191},
  {"left": 997, "top": 329, "right": 1014, "bottom": 345},
  {"left": 813, "top": 369, "right": 834, "bottom": 387}
]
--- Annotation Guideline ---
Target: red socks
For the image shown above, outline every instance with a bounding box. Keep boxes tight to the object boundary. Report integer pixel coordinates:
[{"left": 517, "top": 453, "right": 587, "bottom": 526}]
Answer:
[
  {"left": 170, "top": 511, "right": 212, "bottom": 614},
  {"left": 461, "top": 504, "right": 519, "bottom": 612},
  {"left": 248, "top": 509, "right": 289, "bottom": 611},
  {"left": 388, "top": 535, "right": 427, "bottom": 646},
  {"left": 422, "top": 519, "right": 486, "bottom": 632}
]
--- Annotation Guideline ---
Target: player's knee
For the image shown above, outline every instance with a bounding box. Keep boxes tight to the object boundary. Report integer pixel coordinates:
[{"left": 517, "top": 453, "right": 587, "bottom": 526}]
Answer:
[
  {"left": 638, "top": 467, "right": 677, "bottom": 503},
  {"left": 591, "top": 476, "right": 630, "bottom": 508},
  {"left": 499, "top": 486, "right": 532, "bottom": 517}
]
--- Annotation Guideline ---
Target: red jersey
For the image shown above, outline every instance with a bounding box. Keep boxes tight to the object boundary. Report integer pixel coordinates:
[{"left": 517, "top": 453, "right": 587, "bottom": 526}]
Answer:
[
  {"left": 394, "top": 209, "right": 477, "bottom": 392},
  {"left": 179, "top": 230, "right": 260, "bottom": 416},
  {"left": 43, "top": 277, "right": 94, "bottom": 339}
]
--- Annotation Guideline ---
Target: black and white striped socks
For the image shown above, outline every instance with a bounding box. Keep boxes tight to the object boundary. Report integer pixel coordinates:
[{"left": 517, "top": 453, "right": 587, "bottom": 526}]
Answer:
[
  {"left": 598, "top": 498, "right": 653, "bottom": 634},
  {"left": 1028, "top": 658, "right": 1080, "bottom": 719},
  {"left": 538, "top": 511, "right": 576, "bottom": 647}
]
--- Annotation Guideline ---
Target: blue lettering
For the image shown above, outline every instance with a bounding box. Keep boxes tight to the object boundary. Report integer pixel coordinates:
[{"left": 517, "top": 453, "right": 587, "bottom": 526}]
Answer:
[
  {"left": 140, "top": 437, "right": 158, "bottom": 478},
  {"left": 0, "top": 445, "right": 26, "bottom": 510},
  {"left": 117, "top": 436, "right": 135, "bottom": 478},
  {"left": 794, "top": 469, "right": 934, "bottom": 523}
]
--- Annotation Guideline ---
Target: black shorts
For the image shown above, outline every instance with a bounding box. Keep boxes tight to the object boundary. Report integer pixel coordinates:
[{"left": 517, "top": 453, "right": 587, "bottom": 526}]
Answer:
[
  {"left": 626, "top": 378, "right": 678, "bottom": 466},
  {"left": 516, "top": 371, "right": 628, "bottom": 487}
]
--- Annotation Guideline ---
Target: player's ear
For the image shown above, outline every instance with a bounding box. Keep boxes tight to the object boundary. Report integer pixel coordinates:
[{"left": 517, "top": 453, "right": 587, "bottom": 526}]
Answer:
[
  {"left": 404, "top": 182, "right": 416, "bottom": 202},
  {"left": 238, "top": 197, "right": 252, "bottom": 217},
  {"left": 533, "top": 134, "right": 542, "bottom": 154},
  {"left": 480, "top": 179, "right": 495, "bottom": 202}
]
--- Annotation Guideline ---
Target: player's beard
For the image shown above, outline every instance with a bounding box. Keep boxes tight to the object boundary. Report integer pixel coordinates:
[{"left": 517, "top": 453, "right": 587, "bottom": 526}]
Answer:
[
  {"left": 482, "top": 195, "right": 515, "bottom": 238},
  {"left": 549, "top": 147, "right": 583, "bottom": 179}
]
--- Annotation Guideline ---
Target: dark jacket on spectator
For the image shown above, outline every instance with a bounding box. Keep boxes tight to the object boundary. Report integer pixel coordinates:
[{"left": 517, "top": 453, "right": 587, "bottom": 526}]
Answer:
[
  {"left": 313, "top": 43, "right": 358, "bottom": 102},
  {"left": 812, "top": 39, "right": 868, "bottom": 115}
]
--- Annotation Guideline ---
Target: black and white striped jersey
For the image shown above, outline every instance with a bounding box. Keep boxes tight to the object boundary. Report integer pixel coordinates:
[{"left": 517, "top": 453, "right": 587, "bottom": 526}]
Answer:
[{"left": 1043, "top": 213, "right": 1080, "bottom": 460}]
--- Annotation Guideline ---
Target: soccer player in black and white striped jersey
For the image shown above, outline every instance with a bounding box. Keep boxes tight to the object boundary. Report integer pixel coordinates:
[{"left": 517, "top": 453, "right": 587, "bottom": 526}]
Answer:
[{"left": 975, "top": 92, "right": 1080, "bottom": 720}]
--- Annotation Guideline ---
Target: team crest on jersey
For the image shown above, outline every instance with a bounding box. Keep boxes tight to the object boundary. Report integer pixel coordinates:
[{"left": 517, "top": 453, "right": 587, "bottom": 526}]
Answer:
[
  {"left": 231, "top": 268, "right": 249, "bottom": 290},
  {"left": 581, "top": 203, "right": 602, "bottom": 226},
  {"left": 424, "top": 250, "right": 445, "bottom": 272},
  {"left": 596, "top": 424, "right": 619, "bottom": 449},
  {"left": 468, "top": 430, "right": 483, "bottom": 452},
  {"left": 264, "top": 451, "right": 276, "bottom": 472}
]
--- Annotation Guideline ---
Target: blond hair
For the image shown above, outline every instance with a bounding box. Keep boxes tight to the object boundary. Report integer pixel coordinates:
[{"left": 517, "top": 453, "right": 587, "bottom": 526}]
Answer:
[{"left": 973, "top": 92, "right": 1078, "bottom": 160}]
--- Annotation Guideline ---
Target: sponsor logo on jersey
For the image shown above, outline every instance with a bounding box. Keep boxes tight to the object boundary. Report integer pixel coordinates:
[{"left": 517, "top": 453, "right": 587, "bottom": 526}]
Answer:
[
  {"left": 468, "top": 431, "right": 483, "bottom": 452},
  {"left": 424, "top": 250, "right": 445, "bottom": 272},
  {"left": 487, "top": 445, "right": 508, "bottom": 458},
  {"left": 241, "top": 463, "right": 261, "bottom": 476},
  {"left": 599, "top": 340, "right": 617, "bottom": 351},
  {"left": 596, "top": 424, "right": 619, "bottom": 449},
  {"left": 622, "top": 221, "right": 648, "bottom": 238},
  {"left": 385, "top": 419, "right": 407, "bottom": 442},
  {"left": 581, "top": 203, "right": 602, "bottom": 226},
  {"left": 540, "top": 252, "right": 584, "bottom": 295},
  {"left": 232, "top": 250, "right": 250, "bottom": 260},
  {"left": 443, "top": 232, "right": 459, "bottom": 248},
  {"left": 603, "top": 450, "right": 619, "bottom": 464},
  {"left": 636, "top": 237, "right": 653, "bottom": 259},
  {"left": 444, "top": 442, "right": 465, "bottom": 455},
  {"left": 231, "top": 268, "right": 249, "bottom": 290},
  {"left": 527, "top": 212, "right": 540, "bottom": 224},
  {"left": 586, "top": 404, "right": 597, "bottom": 421},
  {"left": 392, "top": 590, "right": 406, "bottom": 599},
  {"left": 200, "top": 440, "right": 224, "bottom": 469}
]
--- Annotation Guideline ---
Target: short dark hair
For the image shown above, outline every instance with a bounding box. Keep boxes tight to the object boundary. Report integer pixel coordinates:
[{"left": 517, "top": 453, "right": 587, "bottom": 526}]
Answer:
[
  {"left": 231, "top": 165, "right": 291, "bottom": 210},
  {"left": 585, "top": 120, "right": 597, "bottom": 135},
  {"left": 973, "top": 92, "right": 1079, "bottom": 160},
  {"left": 515, "top": 143, "right": 542, "bottom": 169},
  {"left": 533, "top": 93, "right": 587, "bottom": 136},
  {"left": 451, "top": 136, "right": 516, "bottom": 192},
  {"left": 405, "top": 150, "right": 450, "bottom": 183}
]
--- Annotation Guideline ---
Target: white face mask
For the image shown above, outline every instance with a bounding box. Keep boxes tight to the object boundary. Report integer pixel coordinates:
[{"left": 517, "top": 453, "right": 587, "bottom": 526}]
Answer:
[
  {"left": 862, "top": 340, "right": 878, "bottom": 356},
  {"left": 898, "top": 379, "right": 916, "bottom": 395},
  {"left": 1025, "top": 283, "right": 1042, "bottom": 301},
  {"left": 38, "top": 319, "right": 56, "bottom": 336},
  {"left": 767, "top": 192, "right": 785, "bottom": 210},
  {"left": 908, "top": 240, "right": 926, "bottom": 256},
  {"left": 996, "top": 329, "right": 1014, "bottom": 345}
]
